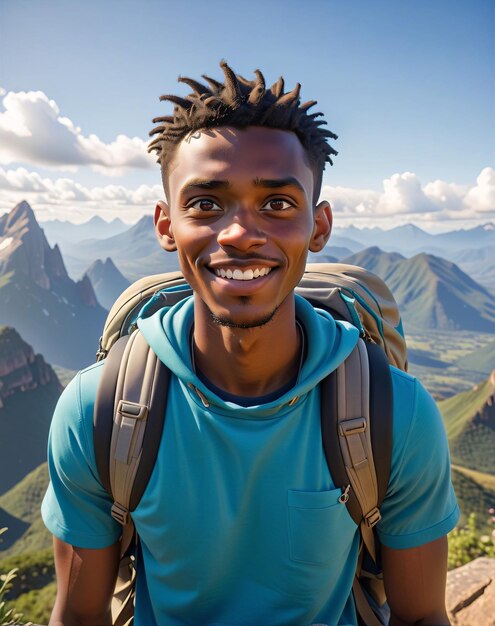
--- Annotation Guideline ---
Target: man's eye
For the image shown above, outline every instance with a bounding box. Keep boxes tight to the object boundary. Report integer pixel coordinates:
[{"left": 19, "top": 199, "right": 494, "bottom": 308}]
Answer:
[
  {"left": 189, "top": 199, "right": 221, "bottom": 212},
  {"left": 263, "top": 198, "right": 293, "bottom": 211}
]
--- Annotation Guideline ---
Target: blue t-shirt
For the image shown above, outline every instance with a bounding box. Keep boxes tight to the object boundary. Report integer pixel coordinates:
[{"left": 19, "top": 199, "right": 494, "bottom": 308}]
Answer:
[{"left": 42, "top": 295, "right": 459, "bottom": 626}]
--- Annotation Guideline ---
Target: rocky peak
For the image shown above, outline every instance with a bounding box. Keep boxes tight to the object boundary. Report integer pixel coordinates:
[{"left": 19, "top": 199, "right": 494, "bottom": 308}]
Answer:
[
  {"left": 0, "top": 326, "right": 62, "bottom": 408},
  {"left": 76, "top": 273, "right": 99, "bottom": 307},
  {"left": 0, "top": 200, "right": 69, "bottom": 289},
  {"left": 83, "top": 257, "right": 130, "bottom": 310},
  {"left": 2, "top": 200, "right": 38, "bottom": 232}
]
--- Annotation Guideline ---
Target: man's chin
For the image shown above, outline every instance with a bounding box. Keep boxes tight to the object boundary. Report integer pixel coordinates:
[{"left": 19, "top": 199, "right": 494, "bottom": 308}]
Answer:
[{"left": 209, "top": 306, "right": 279, "bottom": 330}]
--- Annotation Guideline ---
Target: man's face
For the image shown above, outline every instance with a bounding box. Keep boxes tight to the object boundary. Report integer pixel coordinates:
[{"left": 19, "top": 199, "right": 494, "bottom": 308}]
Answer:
[{"left": 155, "top": 126, "right": 331, "bottom": 329}]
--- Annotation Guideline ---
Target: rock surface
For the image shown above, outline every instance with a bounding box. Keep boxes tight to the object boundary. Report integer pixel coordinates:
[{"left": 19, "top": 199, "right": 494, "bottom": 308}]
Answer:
[
  {"left": 446, "top": 557, "right": 495, "bottom": 625},
  {"left": 0, "top": 327, "right": 61, "bottom": 408},
  {"left": 0, "top": 201, "right": 108, "bottom": 369}
]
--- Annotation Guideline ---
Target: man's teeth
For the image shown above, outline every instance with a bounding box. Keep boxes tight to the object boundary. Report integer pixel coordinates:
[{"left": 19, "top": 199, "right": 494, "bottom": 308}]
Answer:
[{"left": 215, "top": 267, "right": 272, "bottom": 280}]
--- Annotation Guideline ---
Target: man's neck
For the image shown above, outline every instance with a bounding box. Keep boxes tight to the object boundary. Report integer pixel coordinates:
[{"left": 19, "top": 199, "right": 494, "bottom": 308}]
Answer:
[{"left": 192, "top": 298, "right": 302, "bottom": 397}]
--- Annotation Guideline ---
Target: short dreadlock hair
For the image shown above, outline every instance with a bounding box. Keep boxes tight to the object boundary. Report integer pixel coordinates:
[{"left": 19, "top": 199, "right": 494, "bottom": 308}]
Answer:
[{"left": 148, "top": 61, "right": 337, "bottom": 202}]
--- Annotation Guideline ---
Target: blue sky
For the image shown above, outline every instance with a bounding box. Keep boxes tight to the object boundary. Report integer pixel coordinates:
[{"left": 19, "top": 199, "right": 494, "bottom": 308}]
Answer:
[{"left": 0, "top": 0, "right": 493, "bottom": 229}]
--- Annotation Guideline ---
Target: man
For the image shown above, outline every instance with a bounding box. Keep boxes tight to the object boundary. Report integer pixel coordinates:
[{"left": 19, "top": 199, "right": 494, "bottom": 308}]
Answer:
[{"left": 42, "top": 61, "right": 459, "bottom": 625}]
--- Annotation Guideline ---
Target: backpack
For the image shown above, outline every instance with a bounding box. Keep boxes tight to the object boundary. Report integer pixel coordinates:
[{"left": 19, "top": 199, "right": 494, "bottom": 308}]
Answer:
[{"left": 93, "top": 262, "right": 408, "bottom": 626}]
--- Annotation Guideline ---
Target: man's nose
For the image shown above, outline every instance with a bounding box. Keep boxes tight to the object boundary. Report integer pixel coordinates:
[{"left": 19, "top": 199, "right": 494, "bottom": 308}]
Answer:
[{"left": 217, "top": 212, "right": 267, "bottom": 250}]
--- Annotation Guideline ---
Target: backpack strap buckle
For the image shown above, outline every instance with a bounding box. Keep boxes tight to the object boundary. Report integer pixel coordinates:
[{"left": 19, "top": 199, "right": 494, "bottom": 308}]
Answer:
[
  {"left": 365, "top": 506, "right": 381, "bottom": 528},
  {"left": 339, "top": 417, "right": 366, "bottom": 437},
  {"left": 111, "top": 501, "right": 130, "bottom": 526},
  {"left": 114, "top": 400, "right": 149, "bottom": 464},
  {"left": 118, "top": 400, "right": 148, "bottom": 421}
]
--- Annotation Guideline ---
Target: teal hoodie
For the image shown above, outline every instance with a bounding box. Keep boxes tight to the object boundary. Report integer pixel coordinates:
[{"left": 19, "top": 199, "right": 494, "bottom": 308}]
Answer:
[{"left": 42, "top": 294, "right": 459, "bottom": 626}]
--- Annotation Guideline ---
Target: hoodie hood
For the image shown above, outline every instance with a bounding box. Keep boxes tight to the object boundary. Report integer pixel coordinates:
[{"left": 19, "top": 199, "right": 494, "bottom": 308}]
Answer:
[{"left": 137, "top": 294, "right": 359, "bottom": 417}]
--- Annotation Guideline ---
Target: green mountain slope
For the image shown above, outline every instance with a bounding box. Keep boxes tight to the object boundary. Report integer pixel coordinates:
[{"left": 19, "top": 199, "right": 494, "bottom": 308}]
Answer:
[
  {"left": 343, "top": 248, "right": 495, "bottom": 332},
  {"left": 438, "top": 376, "right": 495, "bottom": 473},
  {"left": 0, "top": 463, "right": 51, "bottom": 558},
  {"left": 451, "top": 466, "right": 495, "bottom": 529}
]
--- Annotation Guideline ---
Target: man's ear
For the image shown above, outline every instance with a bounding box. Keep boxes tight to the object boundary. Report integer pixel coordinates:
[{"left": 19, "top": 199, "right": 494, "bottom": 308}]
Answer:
[
  {"left": 309, "top": 200, "right": 332, "bottom": 252},
  {"left": 154, "top": 201, "right": 177, "bottom": 252}
]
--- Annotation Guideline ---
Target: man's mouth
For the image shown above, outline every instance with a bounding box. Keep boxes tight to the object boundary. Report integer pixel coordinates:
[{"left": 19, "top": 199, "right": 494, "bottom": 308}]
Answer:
[{"left": 214, "top": 267, "right": 273, "bottom": 281}]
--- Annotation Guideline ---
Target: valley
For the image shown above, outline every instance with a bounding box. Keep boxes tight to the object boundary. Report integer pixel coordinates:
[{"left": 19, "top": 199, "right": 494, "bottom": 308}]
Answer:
[{"left": 407, "top": 330, "right": 495, "bottom": 399}]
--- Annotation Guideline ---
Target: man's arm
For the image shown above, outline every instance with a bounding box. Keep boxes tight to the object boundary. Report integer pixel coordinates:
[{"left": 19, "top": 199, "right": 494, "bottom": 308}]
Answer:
[
  {"left": 49, "top": 536, "right": 120, "bottom": 626},
  {"left": 382, "top": 535, "right": 450, "bottom": 626}
]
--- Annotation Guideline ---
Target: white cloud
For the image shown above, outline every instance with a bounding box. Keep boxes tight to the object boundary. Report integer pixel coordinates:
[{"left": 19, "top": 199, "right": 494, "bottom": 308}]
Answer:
[
  {"left": 377, "top": 172, "right": 438, "bottom": 215},
  {"left": 319, "top": 185, "right": 380, "bottom": 216},
  {"left": 321, "top": 167, "right": 495, "bottom": 225},
  {"left": 464, "top": 167, "right": 495, "bottom": 214},
  {"left": 0, "top": 166, "right": 493, "bottom": 227},
  {"left": 0, "top": 166, "right": 163, "bottom": 222},
  {"left": 0, "top": 89, "right": 155, "bottom": 173}
]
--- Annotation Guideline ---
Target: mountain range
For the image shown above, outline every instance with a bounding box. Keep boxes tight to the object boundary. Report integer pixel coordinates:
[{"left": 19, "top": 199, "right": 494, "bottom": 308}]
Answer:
[
  {"left": 0, "top": 201, "right": 108, "bottom": 369},
  {"left": 36, "top": 210, "right": 495, "bottom": 293},
  {"left": 331, "top": 224, "right": 495, "bottom": 293},
  {"left": 333, "top": 222, "right": 495, "bottom": 255},
  {"left": 41, "top": 215, "right": 128, "bottom": 246},
  {"left": 55, "top": 215, "right": 180, "bottom": 281},
  {"left": 342, "top": 247, "right": 495, "bottom": 332}
]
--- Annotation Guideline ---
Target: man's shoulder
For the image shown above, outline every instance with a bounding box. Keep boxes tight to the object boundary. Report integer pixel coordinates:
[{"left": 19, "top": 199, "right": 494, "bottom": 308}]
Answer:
[
  {"left": 388, "top": 365, "right": 435, "bottom": 418},
  {"left": 58, "top": 360, "right": 105, "bottom": 420},
  {"left": 389, "top": 364, "right": 418, "bottom": 399},
  {"left": 387, "top": 365, "right": 446, "bottom": 462}
]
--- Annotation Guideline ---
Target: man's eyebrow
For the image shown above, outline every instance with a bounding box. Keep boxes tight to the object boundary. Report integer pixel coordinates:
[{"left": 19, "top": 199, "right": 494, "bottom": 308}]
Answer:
[
  {"left": 253, "top": 177, "right": 305, "bottom": 193},
  {"left": 180, "top": 179, "right": 231, "bottom": 194}
]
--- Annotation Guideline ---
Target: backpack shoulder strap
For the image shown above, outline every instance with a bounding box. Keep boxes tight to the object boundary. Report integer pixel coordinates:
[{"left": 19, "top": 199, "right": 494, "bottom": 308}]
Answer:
[
  {"left": 94, "top": 329, "right": 170, "bottom": 526},
  {"left": 320, "top": 338, "right": 393, "bottom": 541}
]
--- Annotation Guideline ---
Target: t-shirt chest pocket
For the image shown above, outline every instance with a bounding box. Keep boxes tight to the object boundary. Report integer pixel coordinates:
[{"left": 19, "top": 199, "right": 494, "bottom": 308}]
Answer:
[{"left": 287, "top": 488, "right": 355, "bottom": 565}]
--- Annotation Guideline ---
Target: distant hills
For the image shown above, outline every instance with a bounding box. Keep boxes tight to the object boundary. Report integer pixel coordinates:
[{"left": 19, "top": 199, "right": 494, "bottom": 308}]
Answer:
[
  {"left": 39, "top": 212, "right": 495, "bottom": 295},
  {"left": 84, "top": 257, "right": 130, "bottom": 310},
  {"left": 54, "top": 215, "right": 180, "bottom": 281},
  {"left": 342, "top": 247, "right": 495, "bottom": 332},
  {"left": 0, "top": 326, "right": 62, "bottom": 495},
  {"left": 456, "top": 339, "right": 495, "bottom": 375},
  {"left": 333, "top": 222, "right": 495, "bottom": 256},
  {"left": 41, "top": 215, "right": 128, "bottom": 246},
  {"left": 0, "top": 201, "right": 108, "bottom": 369},
  {"left": 324, "top": 223, "right": 495, "bottom": 293}
]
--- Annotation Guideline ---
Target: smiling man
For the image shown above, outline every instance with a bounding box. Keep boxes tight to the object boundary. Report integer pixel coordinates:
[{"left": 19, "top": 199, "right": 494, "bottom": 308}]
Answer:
[{"left": 42, "top": 62, "right": 459, "bottom": 626}]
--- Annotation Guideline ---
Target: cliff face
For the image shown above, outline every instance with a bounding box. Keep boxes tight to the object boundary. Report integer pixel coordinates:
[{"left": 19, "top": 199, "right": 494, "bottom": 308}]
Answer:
[
  {"left": 0, "top": 327, "right": 62, "bottom": 408},
  {"left": 0, "top": 326, "right": 63, "bottom": 495},
  {"left": 0, "top": 201, "right": 69, "bottom": 290},
  {"left": 0, "top": 201, "right": 108, "bottom": 369}
]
